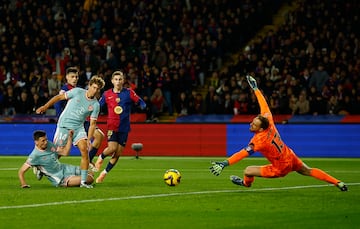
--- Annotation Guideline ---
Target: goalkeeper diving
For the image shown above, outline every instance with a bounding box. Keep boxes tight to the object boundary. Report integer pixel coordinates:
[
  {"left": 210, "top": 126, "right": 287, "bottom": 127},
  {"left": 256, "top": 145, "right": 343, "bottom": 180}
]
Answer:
[{"left": 209, "top": 74, "right": 348, "bottom": 191}]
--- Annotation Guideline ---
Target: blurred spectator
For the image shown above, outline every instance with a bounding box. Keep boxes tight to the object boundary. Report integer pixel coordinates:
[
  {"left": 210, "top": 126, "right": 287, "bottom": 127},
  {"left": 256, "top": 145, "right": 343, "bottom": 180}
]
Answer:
[
  {"left": 89, "top": 12, "right": 102, "bottom": 40},
  {"left": 209, "top": 71, "right": 220, "bottom": 88},
  {"left": 15, "top": 90, "right": 33, "bottom": 114},
  {"left": 326, "top": 95, "right": 341, "bottom": 115},
  {"left": 292, "top": 91, "right": 310, "bottom": 115},
  {"left": 223, "top": 93, "right": 235, "bottom": 115},
  {"left": 175, "top": 92, "right": 190, "bottom": 117},
  {"left": 151, "top": 45, "right": 167, "bottom": 69},
  {"left": 106, "top": 51, "right": 119, "bottom": 71},
  {"left": 187, "top": 90, "right": 197, "bottom": 115},
  {"left": 338, "top": 95, "right": 353, "bottom": 115},
  {"left": 277, "top": 85, "right": 290, "bottom": 114},
  {"left": 139, "top": 64, "right": 155, "bottom": 99},
  {"left": 298, "top": 68, "right": 312, "bottom": 90},
  {"left": 48, "top": 72, "right": 61, "bottom": 97},
  {"left": 205, "top": 85, "right": 219, "bottom": 114},
  {"left": 247, "top": 92, "right": 260, "bottom": 114},
  {"left": 0, "top": 64, "right": 7, "bottom": 84},
  {"left": 270, "top": 67, "right": 281, "bottom": 82},
  {"left": 288, "top": 94, "right": 298, "bottom": 115},
  {"left": 78, "top": 65, "right": 93, "bottom": 89},
  {"left": 158, "top": 66, "right": 173, "bottom": 116},
  {"left": 5, "top": 65, "right": 26, "bottom": 88},
  {"left": 45, "top": 48, "right": 71, "bottom": 79},
  {"left": 269, "top": 91, "right": 281, "bottom": 114},
  {"left": 234, "top": 92, "right": 249, "bottom": 115},
  {"left": 190, "top": 91, "right": 204, "bottom": 115},
  {"left": 80, "top": 44, "right": 100, "bottom": 74},
  {"left": 207, "top": 40, "right": 223, "bottom": 72},
  {"left": 3, "top": 84, "right": 17, "bottom": 115},
  {"left": 310, "top": 93, "right": 327, "bottom": 116},
  {"left": 150, "top": 88, "right": 164, "bottom": 121},
  {"left": 31, "top": 93, "right": 45, "bottom": 114}
]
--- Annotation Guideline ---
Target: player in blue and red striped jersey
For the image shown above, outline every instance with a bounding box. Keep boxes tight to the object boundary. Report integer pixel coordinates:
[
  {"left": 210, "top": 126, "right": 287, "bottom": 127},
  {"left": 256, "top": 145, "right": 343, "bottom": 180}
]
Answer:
[
  {"left": 95, "top": 70, "right": 146, "bottom": 183},
  {"left": 54, "top": 67, "right": 79, "bottom": 117}
]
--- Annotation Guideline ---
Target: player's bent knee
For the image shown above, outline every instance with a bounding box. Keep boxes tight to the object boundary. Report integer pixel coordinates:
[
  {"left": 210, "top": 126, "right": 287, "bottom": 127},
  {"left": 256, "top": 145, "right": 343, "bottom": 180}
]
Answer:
[{"left": 244, "top": 166, "right": 262, "bottom": 176}]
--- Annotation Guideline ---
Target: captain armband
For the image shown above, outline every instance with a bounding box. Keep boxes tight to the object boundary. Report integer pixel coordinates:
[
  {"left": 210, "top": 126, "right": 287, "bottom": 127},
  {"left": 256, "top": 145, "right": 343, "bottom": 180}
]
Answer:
[{"left": 245, "top": 145, "right": 255, "bottom": 155}]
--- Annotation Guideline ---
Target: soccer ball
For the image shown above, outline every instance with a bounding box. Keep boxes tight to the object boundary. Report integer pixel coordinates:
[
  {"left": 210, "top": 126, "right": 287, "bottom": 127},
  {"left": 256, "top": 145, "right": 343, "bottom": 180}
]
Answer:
[{"left": 163, "top": 169, "right": 181, "bottom": 186}]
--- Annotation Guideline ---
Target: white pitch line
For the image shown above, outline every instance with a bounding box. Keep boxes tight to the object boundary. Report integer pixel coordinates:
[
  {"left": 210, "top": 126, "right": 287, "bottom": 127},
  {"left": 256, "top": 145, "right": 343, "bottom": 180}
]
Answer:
[{"left": 1, "top": 183, "right": 359, "bottom": 210}]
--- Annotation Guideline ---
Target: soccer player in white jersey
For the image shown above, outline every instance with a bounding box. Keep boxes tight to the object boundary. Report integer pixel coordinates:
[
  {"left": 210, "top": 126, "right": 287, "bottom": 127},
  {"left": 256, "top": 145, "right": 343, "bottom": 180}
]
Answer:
[
  {"left": 36, "top": 76, "right": 105, "bottom": 188},
  {"left": 18, "top": 130, "right": 94, "bottom": 188}
]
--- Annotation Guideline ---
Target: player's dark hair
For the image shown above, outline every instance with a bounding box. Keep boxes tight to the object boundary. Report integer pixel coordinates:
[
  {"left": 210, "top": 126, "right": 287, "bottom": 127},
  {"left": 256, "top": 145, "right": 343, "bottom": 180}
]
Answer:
[
  {"left": 257, "top": 115, "right": 270, "bottom": 130},
  {"left": 33, "top": 130, "right": 46, "bottom": 141},
  {"left": 66, "top": 67, "right": 78, "bottom": 75}
]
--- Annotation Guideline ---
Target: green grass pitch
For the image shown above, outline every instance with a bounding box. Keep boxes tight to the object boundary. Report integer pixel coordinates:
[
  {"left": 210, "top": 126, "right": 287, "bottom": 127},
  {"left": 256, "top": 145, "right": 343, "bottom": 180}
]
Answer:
[{"left": 0, "top": 156, "right": 359, "bottom": 229}]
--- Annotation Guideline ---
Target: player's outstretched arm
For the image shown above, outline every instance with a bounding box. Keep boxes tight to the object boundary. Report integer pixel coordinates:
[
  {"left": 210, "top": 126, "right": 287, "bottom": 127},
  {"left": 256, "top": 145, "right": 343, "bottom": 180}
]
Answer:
[
  {"left": 246, "top": 75, "right": 272, "bottom": 117},
  {"left": 36, "top": 94, "right": 66, "bottom": 114}
]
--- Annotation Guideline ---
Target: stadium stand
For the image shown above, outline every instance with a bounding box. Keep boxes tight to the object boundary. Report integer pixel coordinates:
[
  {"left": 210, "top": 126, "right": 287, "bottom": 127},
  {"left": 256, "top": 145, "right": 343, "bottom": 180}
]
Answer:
[{"left": 0, "top": 0, "right": 359, "bottom": 123}]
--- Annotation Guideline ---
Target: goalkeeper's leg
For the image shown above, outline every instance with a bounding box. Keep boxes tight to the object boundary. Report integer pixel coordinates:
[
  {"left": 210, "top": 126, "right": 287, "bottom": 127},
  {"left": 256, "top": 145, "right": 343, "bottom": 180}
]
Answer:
[
  {"left": 230, "top": 175, "right": 254, "bottom": 187},
  {"left": 297, "top": 162, "right": 348, "bottom": 191},
  {"left": 231, "top": 165, "right": 260, "bottom": 187}
]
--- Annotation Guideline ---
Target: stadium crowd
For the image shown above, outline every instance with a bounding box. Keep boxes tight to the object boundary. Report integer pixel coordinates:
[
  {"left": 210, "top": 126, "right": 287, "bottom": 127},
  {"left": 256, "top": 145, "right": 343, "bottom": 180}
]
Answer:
[{"left": 0, "top": 0, "right": 359, "bottom": 121}]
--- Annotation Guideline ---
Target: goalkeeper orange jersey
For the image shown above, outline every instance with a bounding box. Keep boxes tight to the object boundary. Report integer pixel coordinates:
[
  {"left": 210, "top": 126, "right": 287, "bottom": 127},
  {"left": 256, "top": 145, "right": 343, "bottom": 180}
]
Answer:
[{"left": 249, "top": 90, "right": 298, "bottom": 168}]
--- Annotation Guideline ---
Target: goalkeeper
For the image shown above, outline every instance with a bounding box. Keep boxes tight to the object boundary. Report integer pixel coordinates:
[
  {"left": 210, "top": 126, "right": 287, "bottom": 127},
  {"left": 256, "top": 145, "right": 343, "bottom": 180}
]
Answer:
[{"left": 210, "top": 75, "right": 348, "bottom": 191}]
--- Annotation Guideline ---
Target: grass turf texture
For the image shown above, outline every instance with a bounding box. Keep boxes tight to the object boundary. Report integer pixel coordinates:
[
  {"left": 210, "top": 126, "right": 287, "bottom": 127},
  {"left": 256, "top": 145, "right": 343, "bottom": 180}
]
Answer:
[{"left": 0, "top": 156, "right": 359, "bottom": 229}]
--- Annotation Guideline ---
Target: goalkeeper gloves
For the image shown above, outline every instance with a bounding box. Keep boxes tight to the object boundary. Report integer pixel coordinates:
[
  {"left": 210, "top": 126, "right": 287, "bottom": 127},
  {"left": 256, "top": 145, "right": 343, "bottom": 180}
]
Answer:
[
  {"left": 246, "top": 75, "right": 258, "bottom": 90},
  {"left": 209, "top": 161, "right": 229, "bottom": 176}
]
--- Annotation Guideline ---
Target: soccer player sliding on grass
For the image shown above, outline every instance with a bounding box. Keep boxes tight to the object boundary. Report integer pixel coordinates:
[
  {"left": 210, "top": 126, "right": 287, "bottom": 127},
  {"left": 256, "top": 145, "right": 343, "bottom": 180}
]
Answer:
[
  {"left": 210, "top": 75, "right": 348, "bottom": 191},
  {"left": 18, "top": 130, "right": 94, "bottom": 188}
]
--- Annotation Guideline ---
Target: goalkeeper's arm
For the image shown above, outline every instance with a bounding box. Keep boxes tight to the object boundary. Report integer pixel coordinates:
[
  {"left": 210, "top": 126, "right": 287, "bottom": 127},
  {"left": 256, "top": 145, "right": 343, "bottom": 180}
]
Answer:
[
  {"left": 227, "top": 146, "right": 254, "bottom": 165},
  {"left": 210, "top": 146, "right": 254, "bottom": 176}
]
